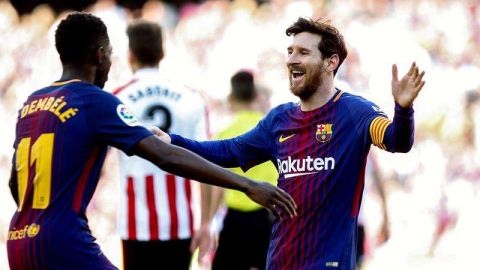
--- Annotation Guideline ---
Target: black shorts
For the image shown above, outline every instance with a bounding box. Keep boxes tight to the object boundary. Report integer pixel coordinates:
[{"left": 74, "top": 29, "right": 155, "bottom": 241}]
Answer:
[
  {"left": 122, "top": 238, "right": 192, "bottom": 270},
  {"left": 212, "top": 208, "right": 273, "bottom": 270}
]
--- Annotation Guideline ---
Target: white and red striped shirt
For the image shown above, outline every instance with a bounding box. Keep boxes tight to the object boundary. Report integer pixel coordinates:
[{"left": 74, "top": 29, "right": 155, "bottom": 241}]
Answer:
[{"left": 113, "top": 68, "right": 208, "bottom": 241}]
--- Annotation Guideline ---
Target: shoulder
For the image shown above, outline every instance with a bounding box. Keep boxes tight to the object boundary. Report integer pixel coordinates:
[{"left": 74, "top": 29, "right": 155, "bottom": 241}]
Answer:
[
  {"left": 337, "top": 91, "right": 386, "bottom": 117},
  {"left": 71, "top": 82, "right": 123, "bottom": 107},
  {"left": 260, "top": 102, "right": 297, "bottom": 127},
  {"left": 268, "top": 102, "right": 297, "bottom": 116}
]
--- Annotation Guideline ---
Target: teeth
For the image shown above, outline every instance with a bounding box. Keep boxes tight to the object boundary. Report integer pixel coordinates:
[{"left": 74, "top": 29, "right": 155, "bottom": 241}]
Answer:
[{"left": 292, "top": 71, "right": 304, "bottom": 76}]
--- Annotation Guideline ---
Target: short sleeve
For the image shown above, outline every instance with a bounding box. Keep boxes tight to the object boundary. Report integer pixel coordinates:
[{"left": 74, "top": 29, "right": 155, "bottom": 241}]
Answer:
[{"left": 86, "top": 92, "right": 153, "bottom": 155}]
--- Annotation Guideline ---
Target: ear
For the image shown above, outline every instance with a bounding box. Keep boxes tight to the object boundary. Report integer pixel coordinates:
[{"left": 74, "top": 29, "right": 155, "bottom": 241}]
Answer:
[
  {"left": 96, "top": 47, "right": 105, "bottom": 64},
  {"left": 128, "top": 50, "right": 135, "bottom": 65},
  {"left": 325, "top": 54, "right": 340, "bottom": 73},
  {"left": 159, "top": 47, "right": 164, "bottom": 61},
  {"left": 227, "top": 93, "right": 234, "bottom": 105}
]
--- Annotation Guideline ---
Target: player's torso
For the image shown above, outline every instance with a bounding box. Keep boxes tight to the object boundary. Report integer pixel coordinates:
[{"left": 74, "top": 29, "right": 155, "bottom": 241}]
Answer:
[
  {"left": 8, "top": 81, "right": 110, "bottom": 268},
  {"left": 114, "top": 73, "right": 204, "bottom": 241},
  {"left": 267, "top": 91, "right": 371, "bottom": 270}
]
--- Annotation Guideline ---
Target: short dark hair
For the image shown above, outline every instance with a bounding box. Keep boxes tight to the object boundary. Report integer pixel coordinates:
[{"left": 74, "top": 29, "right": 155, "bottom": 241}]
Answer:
[
  {"left": 127, "top": 20, "right": 163, "bottom": 66},
  {"left": 55, "top": 12, "right": 109, "bottom": 65},
  {"left": 286, "top": 17, "right": 348, "bottom": 75},
  {"left": 230, "top": 70, "right": 257, "bottom": 103}
]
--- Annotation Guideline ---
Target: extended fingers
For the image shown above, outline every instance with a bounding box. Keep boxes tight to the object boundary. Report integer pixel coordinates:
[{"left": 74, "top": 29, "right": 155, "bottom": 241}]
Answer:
[
  {"left": 412, "top": 64, "right": 419, "bottom": 78},
  {"left": 273, "top": 198, "right": 294, "bottom": 219},
  {"left": 392, "top": 64, "right": 399, "bottom": 82},
  {"left": 269, "top": 203, "right": 281, "bottom": 220},
  {"left": 277, "top": 189, "right": 297, "bottom": 216},
  {"left": 416, "top": 80, "right": 426, "bottom": 92},
  {"left": 270, "top": 190, "right": 297, "bottom": 219},
  {"left": 407, "top": 62, "right": 416, "bottom": 76},
  {"left": 414, "top": 71, "right": 425, "bottom": 87}
]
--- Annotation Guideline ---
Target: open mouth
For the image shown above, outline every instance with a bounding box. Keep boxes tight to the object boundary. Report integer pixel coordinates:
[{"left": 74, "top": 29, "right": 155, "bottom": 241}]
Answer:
[{"left": 291, "top": 70, "right": 305, "bottom": 82}]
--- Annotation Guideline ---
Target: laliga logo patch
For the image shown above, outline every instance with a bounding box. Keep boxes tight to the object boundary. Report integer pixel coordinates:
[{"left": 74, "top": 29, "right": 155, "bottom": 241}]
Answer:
[
  {"left": 116, "top": 104, "right": 139, "bottom": 126},
  {"left": 316, "top": 123, "right": 333, "bottom": 143}
]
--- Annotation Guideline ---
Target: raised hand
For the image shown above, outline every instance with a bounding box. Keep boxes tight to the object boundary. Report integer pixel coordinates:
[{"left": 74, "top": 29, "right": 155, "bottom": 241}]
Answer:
[
  {"left": 391, "top": 62, "right": 426, "bottom": 108},
  {"left": 245, "top": 181, "right": 297, "bottom": 220}
]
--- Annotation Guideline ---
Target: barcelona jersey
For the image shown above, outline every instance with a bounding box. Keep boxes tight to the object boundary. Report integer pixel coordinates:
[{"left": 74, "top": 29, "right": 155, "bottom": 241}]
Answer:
[
  {"left": 7, "top": 79, "right": 152, "bottom": 270},
  {"left": 171, "top": 90, "right": 414, "bottom": 270}
]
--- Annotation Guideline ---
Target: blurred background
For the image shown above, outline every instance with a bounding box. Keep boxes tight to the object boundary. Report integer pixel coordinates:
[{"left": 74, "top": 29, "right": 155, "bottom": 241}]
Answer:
[{"left": 0, "top": 0, "right": 479, "bottom": 269}]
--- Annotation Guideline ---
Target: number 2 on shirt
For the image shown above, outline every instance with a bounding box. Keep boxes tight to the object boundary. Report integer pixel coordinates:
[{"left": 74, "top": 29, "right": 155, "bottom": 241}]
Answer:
[{"left": 16, "top": 133, "right": 54, "bottom": 211}]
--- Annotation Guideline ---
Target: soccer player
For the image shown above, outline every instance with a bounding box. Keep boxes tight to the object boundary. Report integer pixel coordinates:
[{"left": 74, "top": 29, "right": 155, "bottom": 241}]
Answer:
[
  {"left": 154, "top": 17, "right": 426, "bottom": 270},
  {"left": 6, "top": 12, "right": 296, "bottom": 270},
  {"left": 211, "top": 71, "right": 278, "bottom": 270},
  {"left": 113, "top": 20, "right": 215, "bottom": 270}
]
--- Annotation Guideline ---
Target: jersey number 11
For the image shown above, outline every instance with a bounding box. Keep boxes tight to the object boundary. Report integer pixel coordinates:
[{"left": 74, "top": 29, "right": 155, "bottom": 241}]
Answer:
[{"left": 16, "top": 133, "right": 54, "bottom": 211}]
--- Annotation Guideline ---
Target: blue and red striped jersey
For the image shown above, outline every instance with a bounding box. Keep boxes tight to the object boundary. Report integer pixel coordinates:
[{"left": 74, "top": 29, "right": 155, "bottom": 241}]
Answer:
[
  {"left": 7, "top": 79, "right": 152, "bottom": 270},
  {"left": 171, "top": 90, "right": 414, "bottom": 270}
]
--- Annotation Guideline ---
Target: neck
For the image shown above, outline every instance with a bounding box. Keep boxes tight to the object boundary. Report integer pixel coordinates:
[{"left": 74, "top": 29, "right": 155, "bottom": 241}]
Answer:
[
  {"left": 132, "top": 64, "right": 159, "bottom": 73},
  {"left": 60, "top": 64, "right": 95, "bottom": 84},
  {"left": 230, "top": 101, "right": 256, "bottom": 113},
  {"left": 300, "top": 76, "right": 335, "bottom": 111}
]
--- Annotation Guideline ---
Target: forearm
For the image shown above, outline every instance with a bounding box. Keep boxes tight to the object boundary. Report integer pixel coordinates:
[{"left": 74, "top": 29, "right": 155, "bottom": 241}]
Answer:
[
  {"left": 383, "top": 103, "right": 414, "bottom": 153},
  {"left": 171, "top": 134, "right": 241, "bottom": 167},
  {"left": 133, "top": 136, "right": 255, "bottom": 192},
  {"left": 200, "top": 184, "right": 214, "bottom": 225}
]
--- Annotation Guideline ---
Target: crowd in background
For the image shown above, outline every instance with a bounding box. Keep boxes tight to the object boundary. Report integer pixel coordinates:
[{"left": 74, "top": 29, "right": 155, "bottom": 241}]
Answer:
[{"left": 0, "top": 0, "right": 479, "bottom": 269}]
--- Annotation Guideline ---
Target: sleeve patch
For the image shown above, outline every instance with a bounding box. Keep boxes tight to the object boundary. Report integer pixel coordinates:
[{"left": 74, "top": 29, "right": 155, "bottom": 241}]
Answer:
[{"left": 116, "top": 104, "right": 140, "bottom": 127}]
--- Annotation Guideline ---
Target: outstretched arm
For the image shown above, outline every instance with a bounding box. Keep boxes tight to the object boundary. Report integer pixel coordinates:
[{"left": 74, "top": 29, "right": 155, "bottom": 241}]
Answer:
[
  {"left": 370, "top": 62, "right": 425, "bottom": 152},
  {"left": 155, "top": 123, "right": 274, "bottom": 170},
  {"left": 131, "top": 135, "right": 296, "bottom": 219},
  {"left": 170, "top": 134, "right": 241, "bottom": 167}
]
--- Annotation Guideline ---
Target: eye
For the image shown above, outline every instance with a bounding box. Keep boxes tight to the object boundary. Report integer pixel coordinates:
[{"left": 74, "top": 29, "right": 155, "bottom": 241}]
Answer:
[
  {"left": 287, "top": 49, "right": 293, "bottom": 55},
  {"left": 300, "top": 50, "right": 309, "bottom": 55}
]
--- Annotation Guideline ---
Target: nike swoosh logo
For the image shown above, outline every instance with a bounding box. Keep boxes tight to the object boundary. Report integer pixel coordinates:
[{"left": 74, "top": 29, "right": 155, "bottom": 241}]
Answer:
[{"left": 279, "top": 134, "right": 295, "bottom": 143}]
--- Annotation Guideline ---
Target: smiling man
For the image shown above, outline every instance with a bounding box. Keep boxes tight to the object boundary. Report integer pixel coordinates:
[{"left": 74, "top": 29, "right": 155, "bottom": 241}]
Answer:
[{"left": 156, "top": 17, "right": 426, "bottom": 269}]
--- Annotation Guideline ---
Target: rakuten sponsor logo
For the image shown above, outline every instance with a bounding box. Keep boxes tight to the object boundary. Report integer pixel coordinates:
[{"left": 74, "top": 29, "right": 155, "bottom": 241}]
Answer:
[{"left": 277, "top": 156, "right": 335, "bottom": 178}]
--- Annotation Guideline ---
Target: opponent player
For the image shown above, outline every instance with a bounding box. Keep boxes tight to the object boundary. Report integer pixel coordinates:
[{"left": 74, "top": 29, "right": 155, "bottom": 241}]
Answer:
[
  {"left": 7, "top": 12, "right": 296, "bottom": 270},
  {"left": 154, "top": 17, "right": 425, "bottom": 269},
  {"left": 114, "top": 20, "right": 215, "bottom": 270}
]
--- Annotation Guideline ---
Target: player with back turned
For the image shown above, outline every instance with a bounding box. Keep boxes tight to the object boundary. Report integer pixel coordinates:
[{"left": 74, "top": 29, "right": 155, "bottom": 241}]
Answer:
[
  {"left": 114, "top": 20, "right": 216, "bottom": 270},
  {"left": 154, "top": 17, "right": 426, "bottom": 270},
  {"left": 6, "top": 12, "right": 296, "bottom": 270}
]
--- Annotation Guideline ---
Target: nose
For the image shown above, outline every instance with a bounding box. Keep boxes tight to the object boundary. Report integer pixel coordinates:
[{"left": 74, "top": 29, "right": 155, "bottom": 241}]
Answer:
[{"left": 287, "top": 52, "right": 300, "bottom": 66}]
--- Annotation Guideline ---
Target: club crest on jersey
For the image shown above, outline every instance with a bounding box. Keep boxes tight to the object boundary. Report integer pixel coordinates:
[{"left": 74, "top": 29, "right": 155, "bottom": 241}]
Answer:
[
  {"left": 116, "top": 104, "right": 139, "bottom": 126},
  {"left": 316, "top": 124, "right": 333, "bottom": 143}
]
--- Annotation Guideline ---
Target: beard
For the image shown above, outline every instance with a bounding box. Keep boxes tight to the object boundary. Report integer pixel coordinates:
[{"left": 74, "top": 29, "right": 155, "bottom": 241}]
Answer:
[{"left": 289, "top": 63, "right": 323, "bottom": 101}]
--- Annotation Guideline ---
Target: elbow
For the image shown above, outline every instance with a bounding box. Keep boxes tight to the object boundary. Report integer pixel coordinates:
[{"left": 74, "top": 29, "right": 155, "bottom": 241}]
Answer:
[
  {"left": 396, "top": 145, "right": 412, "bottom": 153},
  {"left": 395, "top": 138, "right": 414, "bottom": 153}
]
